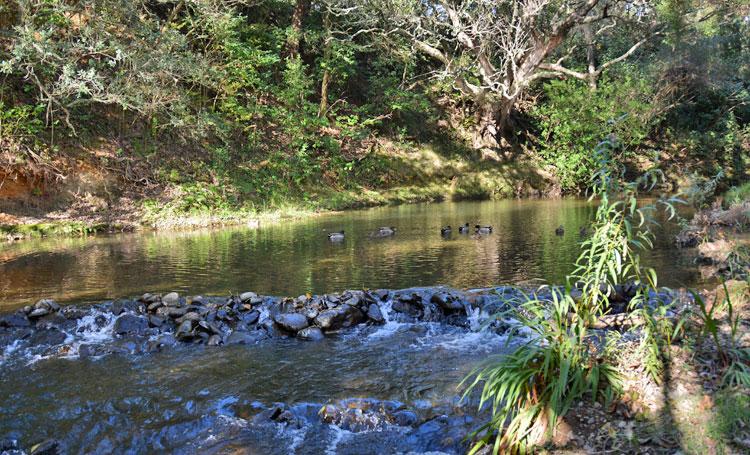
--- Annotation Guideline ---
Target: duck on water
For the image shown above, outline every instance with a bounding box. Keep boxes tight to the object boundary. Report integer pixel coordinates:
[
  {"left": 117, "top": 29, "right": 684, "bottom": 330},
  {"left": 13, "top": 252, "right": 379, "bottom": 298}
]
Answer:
[{"left": 327, "top": 231, "right": 345, "bottom": 242}]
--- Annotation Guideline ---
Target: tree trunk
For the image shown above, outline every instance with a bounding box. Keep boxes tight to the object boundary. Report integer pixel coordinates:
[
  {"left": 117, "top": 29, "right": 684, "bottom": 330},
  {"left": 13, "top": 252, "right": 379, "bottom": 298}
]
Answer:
[
  {"left": 318, "top": 11, "right": 332, "bottom": 118},
  {"left": 318, "top": 69, "right": 330, "bottom": 118},
  {"left": 473, "top": 102, "right": 500, "bottom": 149},
  {"left": 285, "top": 0, "right": 310, "bottom": 59},
  {"left": 583, "top": 24, "right": 598, "bottom": 90}
]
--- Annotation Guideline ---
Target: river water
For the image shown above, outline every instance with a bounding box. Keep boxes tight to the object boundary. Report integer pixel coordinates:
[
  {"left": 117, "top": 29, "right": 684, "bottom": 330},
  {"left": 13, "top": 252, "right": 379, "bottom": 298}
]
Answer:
[
  {"left": 0, "top": 199, "right": 702, "bottom": 454},
  {"left": 0, "top": 199, "right": 701, "bottom": 311}
]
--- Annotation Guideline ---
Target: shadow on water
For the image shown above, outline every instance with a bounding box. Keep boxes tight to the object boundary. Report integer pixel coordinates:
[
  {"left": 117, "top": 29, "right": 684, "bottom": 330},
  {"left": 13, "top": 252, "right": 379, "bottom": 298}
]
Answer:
[{"left": 1, "top": 199, "right": 701, "bottom": 310}]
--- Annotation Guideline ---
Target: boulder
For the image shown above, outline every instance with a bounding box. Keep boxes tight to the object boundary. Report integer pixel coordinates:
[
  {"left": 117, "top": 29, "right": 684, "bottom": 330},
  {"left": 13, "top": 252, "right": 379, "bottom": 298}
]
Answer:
[
  {"left": 314, "top": 304, "right": 364, "bottom": 330},
  {"left": 28, "top": 308, "right": 50, "bottom": 319},
  {"left": 207, "top": 334, "right": 222, "bottom": 346},
  {"left": 175, "top": 320, "right": 195, "bottom": 341},
  {"left": 113, "top": 314, "right": 149, "bottom": 336},
  {"left": 274, "top": 313, "right": 309, "bottom": 332},
  {"left": 162, "top": 292, "right": 181, "bottom": 307},
  {"left": 0, "top": 312, "right": 30, "bottom": 328},
  {"left": 366, "top": 304, "right": 385, "bottom": 323},
  {"left": 430, "top": 293, "right": 463, "bottom": 311},
  {"left": 297, "top": 327, "right": 325, "bottom": 341}
]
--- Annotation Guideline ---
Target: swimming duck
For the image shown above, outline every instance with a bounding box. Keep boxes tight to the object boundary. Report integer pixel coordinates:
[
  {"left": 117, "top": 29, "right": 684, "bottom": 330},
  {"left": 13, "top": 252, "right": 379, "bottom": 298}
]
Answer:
[
  {"left": 370, "top": 226, "right": 396, "bottom": 238},
  {"left": 441, "top": 225, "right": 452, "bottom": 235},
  {"left": 328, "top": 230, "right": 345, "bottom": 241},
  {"left": 555, "top": 225, "right": 565, "bottom": 236},
  {"left": 475, "top": 225, "right": 493, "bottom": 234},
  {"left": 579, "top": 226, "right": 588, "bottom": 236},
  {"left": 458, "top": 223, "right": 470, "bottom": 233}
]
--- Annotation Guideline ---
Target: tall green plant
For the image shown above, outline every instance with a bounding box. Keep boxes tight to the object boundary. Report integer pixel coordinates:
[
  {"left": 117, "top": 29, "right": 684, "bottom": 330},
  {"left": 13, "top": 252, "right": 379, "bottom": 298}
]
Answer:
[{"left": 462, "top": 138, "right": 682, "bottom": 453}]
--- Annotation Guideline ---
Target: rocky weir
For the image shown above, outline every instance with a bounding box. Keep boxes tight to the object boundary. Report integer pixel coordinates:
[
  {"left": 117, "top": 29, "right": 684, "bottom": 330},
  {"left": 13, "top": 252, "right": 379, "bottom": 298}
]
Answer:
[
  {"left": 0, "top": 287, "right": 529, "bottom": 362},
  {"left": 0, "top": 286, "right": 682, "bottom": 454}
]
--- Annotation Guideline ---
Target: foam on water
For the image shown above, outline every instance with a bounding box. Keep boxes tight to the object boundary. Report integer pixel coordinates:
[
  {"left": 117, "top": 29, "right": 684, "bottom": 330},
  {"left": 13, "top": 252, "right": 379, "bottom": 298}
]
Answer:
[
  {"left": 324, "top": 424, "right": 351, "bottom": 455},
  {"left": 367, "top": 299, "right": 406, "bottom": 339}
]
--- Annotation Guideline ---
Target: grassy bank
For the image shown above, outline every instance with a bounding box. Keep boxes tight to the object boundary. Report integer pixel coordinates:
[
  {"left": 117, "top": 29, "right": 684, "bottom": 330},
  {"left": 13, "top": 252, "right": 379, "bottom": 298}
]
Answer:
[{"left": 1, "top": 139, "right": 553, "bottom": 239}]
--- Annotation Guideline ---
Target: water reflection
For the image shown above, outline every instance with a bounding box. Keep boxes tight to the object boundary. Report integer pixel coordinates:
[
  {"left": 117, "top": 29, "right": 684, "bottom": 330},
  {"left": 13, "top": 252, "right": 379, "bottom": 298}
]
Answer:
[{"left": 0, "top": 199, "right": 701, "bottom": 310}]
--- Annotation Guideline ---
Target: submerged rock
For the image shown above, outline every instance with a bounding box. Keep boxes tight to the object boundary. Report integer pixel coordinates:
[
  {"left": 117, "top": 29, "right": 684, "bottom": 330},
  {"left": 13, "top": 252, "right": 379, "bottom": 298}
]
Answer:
[{"left": 297, "top": 327, "right": 324, "bottom": 341}]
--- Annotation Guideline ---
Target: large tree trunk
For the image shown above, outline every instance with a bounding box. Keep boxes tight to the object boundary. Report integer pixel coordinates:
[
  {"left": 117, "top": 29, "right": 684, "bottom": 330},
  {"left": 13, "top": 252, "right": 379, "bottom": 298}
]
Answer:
[
  {"left": 285, "top": 0, "right": 310, "bottom": 59},
  {"left": 473, "top": 102, "right": 500, "bottom": 149}
]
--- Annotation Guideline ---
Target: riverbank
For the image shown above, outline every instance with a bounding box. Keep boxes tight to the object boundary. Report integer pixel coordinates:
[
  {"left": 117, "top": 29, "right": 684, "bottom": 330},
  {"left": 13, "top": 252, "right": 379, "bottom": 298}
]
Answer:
[{"left": 1, "top": 138, "right": 556, "bottom": 242}]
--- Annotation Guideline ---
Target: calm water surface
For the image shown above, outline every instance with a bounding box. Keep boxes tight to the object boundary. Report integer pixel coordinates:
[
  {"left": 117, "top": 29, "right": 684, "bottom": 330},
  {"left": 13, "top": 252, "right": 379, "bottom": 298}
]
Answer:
[{"left": 0, "top": 199, "right": 700, "bottom": 310}]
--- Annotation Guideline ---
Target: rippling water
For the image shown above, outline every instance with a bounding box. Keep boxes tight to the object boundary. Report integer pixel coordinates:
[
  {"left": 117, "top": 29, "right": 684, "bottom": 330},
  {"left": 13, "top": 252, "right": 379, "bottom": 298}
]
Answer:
[{"left": 0, "top": 199, "right": 700, "bottom": 310}]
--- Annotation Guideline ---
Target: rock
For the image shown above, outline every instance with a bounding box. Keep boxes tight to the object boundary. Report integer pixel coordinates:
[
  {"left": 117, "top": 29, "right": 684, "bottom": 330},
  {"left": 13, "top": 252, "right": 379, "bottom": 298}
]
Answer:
[
  {"left": 147, "top": 301, "right": 163, "bottom": 312},
  {"left": 175, "top": 312, "right": 201, "bottom": 325},
  {"left": 28, "top": 308, "right": 50, "bottom": 318},
  {"left": 61, "top": 306, "right": 86, "bottom": 320},
  {"left": 166, "top": 307, "right": 188, "bottom": 319},
  {"left": 367, "top": 304, "right": 385, "bottom": 323},
  {"left": 140, "top": 293, "right": 159, "bottom": 303},
  {"left": 373, "top": 289, "right": 390, "bottom": 301},
  {"left": 162, "top": 292, "right": 180, "bottom": 307},
  {"left": 274, "top": 313, "right": 309, "bottom": 332},
  {"left": 430, "top": 293, "right": 463, "bottom": 311},
  {"left": 207, "top": 334, "right": 222, "bottom": 346},
  {"left": 34, "top": 299, "right": 59, "bottom": 312},
  {"left": 146, "top": 334, "right": 176, "bottom": 352},
  {"left": 240, "top": 291, "right": 257, "bottom": 302},
  {"left": 392, "top": 299, "right": 421, "bottom": 317},
  {"left": 29, "top": 439, "right": 60, "bottom": 455},
  {"left": 226, "top": 330, "right": 267, "bottom": 345},
  {"left": 111, "top": 300, "right": 141, "bottom": 315},
  {"left": 0, "top": 312, "right": 30, "bottom": 328},
  {"left": 314, "top": 304, "right": 364, "bottom": 331},
  {"left": 148, "top": 315, "right": 165, "bottom": 328},
  {"left": 175, "top": 320, "right": 194, "bottom": 341},
  {"left": 240, "top": 310, "right": 260, "bottom": 326},
  {"left": 392, "top": 410, "right": 418, "bottom": 426},
  {"left": 113, "top": 314, "right": 149, "bottom": 336},
  {"left": 0, "top": 437, "right": 20, "bottom": 451},
  {"left": 28, "top": 328, "right": 67, "bottom": 346},
  {"left": 197, "top": 320, "right": 221, "bottom": 335},
  {"left": 297, "top": 327, "right": 324, "bottom": 341}
]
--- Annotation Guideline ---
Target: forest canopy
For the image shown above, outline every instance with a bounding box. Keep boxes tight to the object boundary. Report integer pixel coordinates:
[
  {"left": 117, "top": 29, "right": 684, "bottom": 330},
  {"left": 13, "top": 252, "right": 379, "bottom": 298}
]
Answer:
[{"left": 0, "top": 0, "right": 748, "bottom": 204}]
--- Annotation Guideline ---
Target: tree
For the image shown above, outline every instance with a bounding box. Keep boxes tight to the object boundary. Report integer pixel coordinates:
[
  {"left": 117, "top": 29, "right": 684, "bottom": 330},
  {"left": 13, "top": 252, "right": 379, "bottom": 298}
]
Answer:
[{"left": 333, "top": 0, "right": 661, "bottom": 149}]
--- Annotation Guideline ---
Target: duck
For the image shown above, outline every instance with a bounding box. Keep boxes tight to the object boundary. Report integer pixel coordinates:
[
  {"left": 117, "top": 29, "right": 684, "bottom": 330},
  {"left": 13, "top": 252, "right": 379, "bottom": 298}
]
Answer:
[
  {"left": 475, "top": 225, "right": 493, "bottom": 234},
  {"left": 327, "top": 230, "right": 345, "bottom": 241},
  {"left": 458, "top": 223, "right": 470, "bottom": 234},
  {"left": 579, "top": 226, "right": 588, "bottom": 236},
  {"left": 555, "top": 225, "right": 565, "bottom": 236},
  {"left": 371, "top": 226, "right": 396, "bottom": 238},
  {"left": 440, "top": 225, "right": 452, "bottom": 235}
]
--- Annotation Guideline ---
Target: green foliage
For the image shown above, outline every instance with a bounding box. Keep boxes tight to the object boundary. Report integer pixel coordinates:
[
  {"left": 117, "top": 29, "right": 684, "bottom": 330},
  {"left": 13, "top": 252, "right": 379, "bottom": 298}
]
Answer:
[
  {"left": 462, "top": 290, "right": 622, "bottom": 453},
  {"left": 462, "top": 137, "right": 682, "bottom": 452},
  {"left": 532, "top": 74, "right": 659, "bottom": 191},
  {"left": 692, "top": 282, "right": 750, "bottom": 388},
  {"left": 723, "top": 182, "right": 750, "bottom": 208}
]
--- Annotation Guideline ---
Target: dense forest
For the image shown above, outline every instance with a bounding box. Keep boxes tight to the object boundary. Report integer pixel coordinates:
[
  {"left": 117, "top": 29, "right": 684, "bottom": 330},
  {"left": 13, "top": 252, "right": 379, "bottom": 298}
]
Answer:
[{"left": 0, "top": 0, "right": 749, "bottom": 228}]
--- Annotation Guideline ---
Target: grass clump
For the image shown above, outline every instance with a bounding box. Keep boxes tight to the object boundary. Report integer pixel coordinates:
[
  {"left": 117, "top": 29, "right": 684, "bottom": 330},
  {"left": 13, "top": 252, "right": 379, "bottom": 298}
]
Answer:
[
  {"left": 723, "top": 181, "right": 750, "bottom": 208},
  {"left": 462, "top": 139, "right": 683, "bottom": 453}
]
